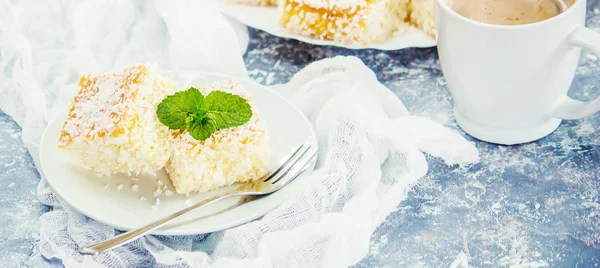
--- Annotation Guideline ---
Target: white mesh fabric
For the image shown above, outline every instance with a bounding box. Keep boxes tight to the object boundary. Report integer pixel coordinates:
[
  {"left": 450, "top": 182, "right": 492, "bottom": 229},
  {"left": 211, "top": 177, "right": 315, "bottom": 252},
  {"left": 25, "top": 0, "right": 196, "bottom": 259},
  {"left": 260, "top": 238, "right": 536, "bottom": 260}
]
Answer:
[{"left": 0, "top": 0, "right": 479, "bottom": 267}]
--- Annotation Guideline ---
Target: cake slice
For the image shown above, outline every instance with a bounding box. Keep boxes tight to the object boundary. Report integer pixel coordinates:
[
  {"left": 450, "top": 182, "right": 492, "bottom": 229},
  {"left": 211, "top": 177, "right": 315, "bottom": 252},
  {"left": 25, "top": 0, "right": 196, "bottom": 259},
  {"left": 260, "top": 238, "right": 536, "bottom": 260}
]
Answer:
[
  {"left": 409, "top": 0, "right": 435, "bottom": 37},
  {"left": 279, "top": 0, "right": 410, "bottom": 44},
  {"left": 58, "top": 64, "right": 177, "bottom": 176},
  {"left": 165, "top": 80, "right": 271, "bottom": 194}
]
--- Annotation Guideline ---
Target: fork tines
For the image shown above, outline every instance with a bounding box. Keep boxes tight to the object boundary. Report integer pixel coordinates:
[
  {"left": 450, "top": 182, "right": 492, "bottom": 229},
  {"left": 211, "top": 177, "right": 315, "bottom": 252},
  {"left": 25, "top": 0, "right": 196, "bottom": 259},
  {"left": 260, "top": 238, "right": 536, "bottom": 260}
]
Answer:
[{"left": 263, "top": 143, "right": 312, "bottom": 184}]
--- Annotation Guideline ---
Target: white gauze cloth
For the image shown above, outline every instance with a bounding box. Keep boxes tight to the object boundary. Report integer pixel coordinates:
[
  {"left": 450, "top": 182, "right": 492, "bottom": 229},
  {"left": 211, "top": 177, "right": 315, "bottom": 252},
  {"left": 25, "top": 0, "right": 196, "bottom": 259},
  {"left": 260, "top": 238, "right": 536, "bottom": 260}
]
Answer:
[{"left": 0, "top": 0, "right": 479, "bottom": 267}]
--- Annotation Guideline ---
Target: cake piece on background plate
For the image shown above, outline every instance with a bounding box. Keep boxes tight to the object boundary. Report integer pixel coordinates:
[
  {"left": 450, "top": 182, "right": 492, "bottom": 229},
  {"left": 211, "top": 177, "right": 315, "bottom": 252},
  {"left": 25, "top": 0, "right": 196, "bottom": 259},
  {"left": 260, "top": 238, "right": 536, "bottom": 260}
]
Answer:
[
  {"left": 279, "top": 0, "right": 410, "bottom": 44},
  {"left": 409, "top": 0, "right": 436, "bottom": 37},
  {"left": 58, "top": 64, "right": 177, "bottom": 176}
]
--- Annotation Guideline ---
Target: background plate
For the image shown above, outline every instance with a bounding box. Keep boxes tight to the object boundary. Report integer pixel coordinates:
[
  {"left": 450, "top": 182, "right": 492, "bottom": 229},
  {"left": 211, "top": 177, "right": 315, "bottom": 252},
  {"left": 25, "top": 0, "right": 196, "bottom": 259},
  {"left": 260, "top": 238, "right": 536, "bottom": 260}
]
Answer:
[
  {"left": 40, "top": 72, "right": 317, "bottom": 235},
  {"left": 217, "top": 2, "right": 437, "bottom": 50}
]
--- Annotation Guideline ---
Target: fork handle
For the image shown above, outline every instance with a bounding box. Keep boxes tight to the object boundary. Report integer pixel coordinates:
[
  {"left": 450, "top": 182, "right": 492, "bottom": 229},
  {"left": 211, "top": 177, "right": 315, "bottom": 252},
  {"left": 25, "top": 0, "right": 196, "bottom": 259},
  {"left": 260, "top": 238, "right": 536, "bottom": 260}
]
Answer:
[{"left": 80, "top": 192, "right": 235, "bottom": 255}]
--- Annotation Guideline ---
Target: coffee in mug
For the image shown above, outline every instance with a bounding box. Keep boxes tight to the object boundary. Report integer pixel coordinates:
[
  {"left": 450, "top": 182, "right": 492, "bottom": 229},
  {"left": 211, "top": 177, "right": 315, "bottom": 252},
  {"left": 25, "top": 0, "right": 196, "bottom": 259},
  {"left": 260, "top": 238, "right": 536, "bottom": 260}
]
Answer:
[
  {"left": 435, "top": 0, "right": 600, "bottom": 145},
  {"left": 446, "top": 0, "right": 575, "bottom": 25}
]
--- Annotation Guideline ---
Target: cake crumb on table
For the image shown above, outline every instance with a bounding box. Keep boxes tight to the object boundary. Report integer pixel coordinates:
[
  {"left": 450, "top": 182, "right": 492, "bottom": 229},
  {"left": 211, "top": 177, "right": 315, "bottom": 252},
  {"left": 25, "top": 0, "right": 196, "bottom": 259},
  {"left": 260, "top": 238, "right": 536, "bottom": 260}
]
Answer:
[{"left": 153, "top": 187, "right": 163, "bottom": 197}]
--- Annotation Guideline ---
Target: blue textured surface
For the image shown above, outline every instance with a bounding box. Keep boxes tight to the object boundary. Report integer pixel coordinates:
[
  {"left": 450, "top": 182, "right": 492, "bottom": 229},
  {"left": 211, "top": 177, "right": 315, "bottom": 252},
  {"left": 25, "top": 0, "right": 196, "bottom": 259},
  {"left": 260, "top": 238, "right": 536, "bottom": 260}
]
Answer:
[{"left": 2, "top": 2, "right": 600, "bottom": 267}]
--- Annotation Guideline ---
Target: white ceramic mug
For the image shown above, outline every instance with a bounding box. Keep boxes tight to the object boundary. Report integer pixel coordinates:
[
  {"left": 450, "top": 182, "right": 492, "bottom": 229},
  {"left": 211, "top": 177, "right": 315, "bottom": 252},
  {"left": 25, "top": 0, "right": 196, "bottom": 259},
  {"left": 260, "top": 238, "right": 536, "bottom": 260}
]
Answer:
[{"left": 435, "top": 0, "right": 600, "bottom": 145}]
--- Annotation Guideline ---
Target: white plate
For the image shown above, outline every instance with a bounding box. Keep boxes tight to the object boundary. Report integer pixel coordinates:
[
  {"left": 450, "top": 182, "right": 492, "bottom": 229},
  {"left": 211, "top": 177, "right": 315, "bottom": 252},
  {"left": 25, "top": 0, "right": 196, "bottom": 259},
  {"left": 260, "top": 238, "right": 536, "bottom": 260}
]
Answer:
[
  {"left": 39, "top": 72, "right": 317, "bottom": 235},
  {"left": 217, "top": 2, "right": 437, "bottom": 50}
]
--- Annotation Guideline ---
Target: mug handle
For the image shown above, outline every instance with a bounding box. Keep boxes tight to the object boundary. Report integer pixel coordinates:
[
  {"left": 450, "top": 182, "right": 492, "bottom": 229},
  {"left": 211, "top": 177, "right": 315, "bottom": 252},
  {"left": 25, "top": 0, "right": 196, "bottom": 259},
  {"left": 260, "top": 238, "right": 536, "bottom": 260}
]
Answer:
[{"left": 550, "top": 27, "right": 600, "bottom": 120}]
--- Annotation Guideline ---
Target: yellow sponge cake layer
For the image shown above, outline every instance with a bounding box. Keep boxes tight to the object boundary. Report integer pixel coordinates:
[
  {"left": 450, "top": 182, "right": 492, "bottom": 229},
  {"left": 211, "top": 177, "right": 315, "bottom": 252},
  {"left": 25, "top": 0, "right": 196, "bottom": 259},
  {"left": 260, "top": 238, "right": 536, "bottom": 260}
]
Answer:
[
  {"left": 58, "top": 64, "right": 177, "bottom": 176},
  {"left": 166, "top": 80, "right": 271, "bottom": 194}
]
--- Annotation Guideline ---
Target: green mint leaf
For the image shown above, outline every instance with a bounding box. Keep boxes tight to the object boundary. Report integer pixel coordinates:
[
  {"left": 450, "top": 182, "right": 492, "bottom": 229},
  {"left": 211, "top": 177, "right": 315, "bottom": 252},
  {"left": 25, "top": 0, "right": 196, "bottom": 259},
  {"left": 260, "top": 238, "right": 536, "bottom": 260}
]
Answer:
[
  {"left": 187, "top": 116, "right": 217, "bottom": 141},
  {"left": 156, "top": 87, "right": 253, "bottom": 141},
  {"left": 202, "top": 91, "right": 253, "bottom": 130},
  {"left": 156, "top": 88, "right": 204, "bottom": 130}
]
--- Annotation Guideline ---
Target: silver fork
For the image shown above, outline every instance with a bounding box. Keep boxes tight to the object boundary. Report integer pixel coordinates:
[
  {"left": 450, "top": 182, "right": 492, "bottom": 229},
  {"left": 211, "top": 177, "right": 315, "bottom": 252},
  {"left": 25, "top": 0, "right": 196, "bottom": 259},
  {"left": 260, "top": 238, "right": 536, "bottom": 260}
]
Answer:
[{"left": 80, "top": 143, "right": 317, "bottom": 255}]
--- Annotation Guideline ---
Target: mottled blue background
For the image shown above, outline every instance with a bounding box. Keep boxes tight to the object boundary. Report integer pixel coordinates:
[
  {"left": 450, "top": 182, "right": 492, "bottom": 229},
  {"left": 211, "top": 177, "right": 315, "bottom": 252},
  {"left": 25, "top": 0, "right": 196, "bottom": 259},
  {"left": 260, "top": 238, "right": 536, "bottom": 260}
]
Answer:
[{"left": 1, "top": 1, "right": 600, "bottom": 267}]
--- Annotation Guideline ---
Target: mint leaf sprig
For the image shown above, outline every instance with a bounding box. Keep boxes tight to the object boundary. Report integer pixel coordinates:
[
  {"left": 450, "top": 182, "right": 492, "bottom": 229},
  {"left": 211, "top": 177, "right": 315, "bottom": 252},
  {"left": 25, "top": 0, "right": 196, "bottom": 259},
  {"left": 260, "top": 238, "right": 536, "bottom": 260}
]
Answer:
[{"left": 157, "top": 87, "right": 253, "bottom": 141}]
